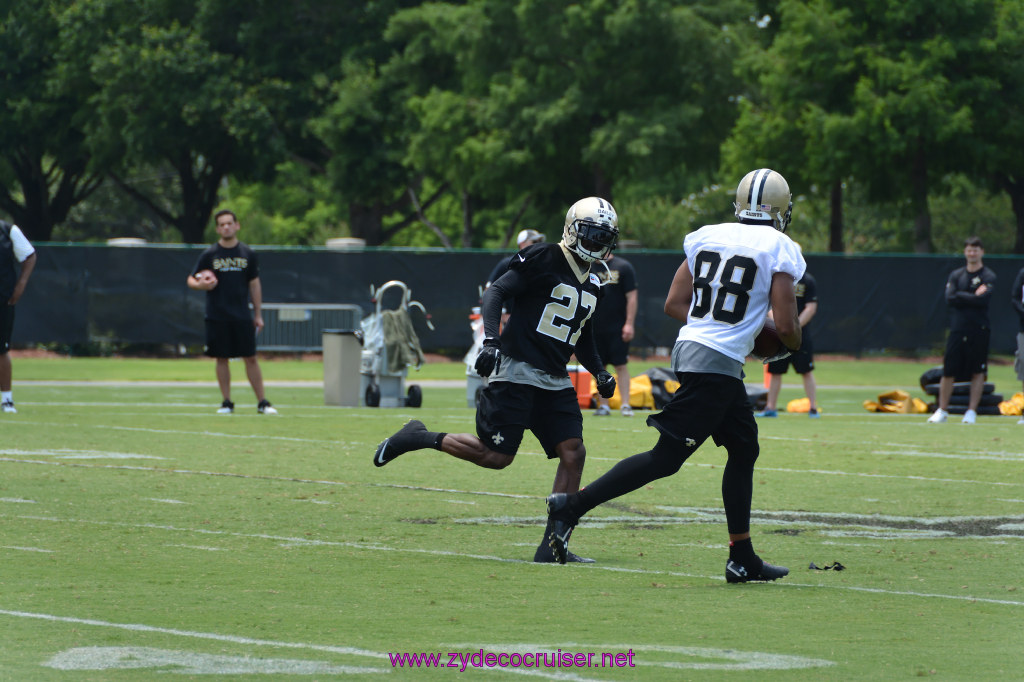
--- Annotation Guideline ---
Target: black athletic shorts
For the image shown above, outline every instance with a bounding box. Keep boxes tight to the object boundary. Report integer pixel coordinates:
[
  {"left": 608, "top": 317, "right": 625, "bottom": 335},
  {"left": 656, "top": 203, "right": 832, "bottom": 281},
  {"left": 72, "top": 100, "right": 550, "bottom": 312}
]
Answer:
[
  {"left": 943, "top": 327, "right": 989, "bottom": 379},
  {"left": 595, "top": 328, "right": 630, "bottom": 367},
  {"left": 647, "top": 372, "right": 758, "bottom": 456},
  {"left": 0, "top": 305, "right": 14, "bottom": 354},
  {"left": 475, "top": 380, "right": 584, "bottom": 459},
  {"left": 767, "top": 335, "right": 814, "bottom": 375},
  {"left": 205, "top": 319, "right": 257, "bottom": 358}
]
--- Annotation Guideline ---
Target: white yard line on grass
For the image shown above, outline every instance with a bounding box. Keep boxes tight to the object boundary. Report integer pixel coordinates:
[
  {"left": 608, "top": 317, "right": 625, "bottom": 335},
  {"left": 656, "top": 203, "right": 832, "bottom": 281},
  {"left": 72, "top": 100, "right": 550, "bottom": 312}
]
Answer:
[
  {"left": 4, "top": 450, "right": 1019, "bottom": 489},
  {"left": 8, "top": 513, "right": 1024, "bottom": 608}
]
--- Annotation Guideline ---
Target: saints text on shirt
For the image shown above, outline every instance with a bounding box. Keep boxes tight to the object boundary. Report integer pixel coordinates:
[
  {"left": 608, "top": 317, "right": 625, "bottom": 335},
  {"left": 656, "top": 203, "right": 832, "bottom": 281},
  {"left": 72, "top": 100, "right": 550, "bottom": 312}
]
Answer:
[{"left": 213, "top": 257, "right": 248, "bottom": 272}]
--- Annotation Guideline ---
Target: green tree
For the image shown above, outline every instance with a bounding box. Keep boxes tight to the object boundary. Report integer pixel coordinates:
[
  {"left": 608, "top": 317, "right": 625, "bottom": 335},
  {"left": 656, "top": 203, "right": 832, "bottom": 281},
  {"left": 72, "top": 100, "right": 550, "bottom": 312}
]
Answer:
[
  {"left": 61, "top": 0, "right": 285, "bottom": 243},
  {"left": 722, "top": 0, "right": 860, "bottom": 252},
  {"left": 974, "top": 0, "right": 1024, "bottom": 253},
  {"left": 0, "top": 0, "right": 103, "bottom": 241},
  {"left": 373, "top": 0, "right": 744, "bottom": 248}
]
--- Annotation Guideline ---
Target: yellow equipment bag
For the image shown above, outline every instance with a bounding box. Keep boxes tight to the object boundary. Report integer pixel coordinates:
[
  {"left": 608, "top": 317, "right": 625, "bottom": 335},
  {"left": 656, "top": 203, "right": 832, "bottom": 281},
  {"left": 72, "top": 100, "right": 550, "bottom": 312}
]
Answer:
[{"left": 863, "top": 389, "right": 929, "bottom": 414}]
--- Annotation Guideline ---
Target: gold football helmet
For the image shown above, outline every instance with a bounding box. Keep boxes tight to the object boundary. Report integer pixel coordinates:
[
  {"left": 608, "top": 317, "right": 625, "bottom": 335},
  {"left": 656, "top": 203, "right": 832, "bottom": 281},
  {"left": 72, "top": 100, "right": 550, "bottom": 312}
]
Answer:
[
  {"left": 562, "top": 197, "right": 619, "bottom": 262},
  {"left": 734, "top": 168, "right": 793, "bottom": 233}
]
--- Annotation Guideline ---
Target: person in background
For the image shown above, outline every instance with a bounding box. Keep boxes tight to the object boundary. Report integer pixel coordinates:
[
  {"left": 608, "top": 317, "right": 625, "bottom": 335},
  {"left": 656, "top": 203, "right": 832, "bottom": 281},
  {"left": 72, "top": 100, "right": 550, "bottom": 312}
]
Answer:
[
  {"left": 485, "top": 229, "right": 546, "bottom": 326},
  {"left": 1010, "top": 264, "right": 1024, "bottom": 425},
  {"left": 927, "top": 236, "right": 995, "bottom": 425},
  {"left": 592, "top": 251, "right": 638, "bottom": 416},
  {"left": 486, "top": 229, "right": 546, "bottom": 289},
  {"left": 757, "top": 271, "right": 819, "bottom": 418},
  {"left": 0, "top": 219, "right": 37, "bottom": 414},
  {"left": 187, "top": 209, "right": 278, "bottom": 415}
]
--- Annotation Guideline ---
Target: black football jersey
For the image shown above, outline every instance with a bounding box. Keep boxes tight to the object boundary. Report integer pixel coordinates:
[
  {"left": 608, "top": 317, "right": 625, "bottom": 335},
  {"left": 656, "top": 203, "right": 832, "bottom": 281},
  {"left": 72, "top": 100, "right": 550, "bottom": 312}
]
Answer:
[
  {"left": 192, "top": 242, "right": 259, "bottom": 321},
  {"left": 498, "top": 243, "right": 602, "bottom": 376}
]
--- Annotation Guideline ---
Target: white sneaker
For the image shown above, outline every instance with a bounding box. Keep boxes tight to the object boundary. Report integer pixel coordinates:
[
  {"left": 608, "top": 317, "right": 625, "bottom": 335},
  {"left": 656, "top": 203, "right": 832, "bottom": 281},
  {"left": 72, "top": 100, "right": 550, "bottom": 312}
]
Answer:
[
  {"left": 926, "top": 409, "right": 947, "bottom": 424},
  {"left": 1, "top": 400, "right": 16, "bottom": 414},
  {"left": 620, "top": 404, "right": 634, "bottom": 417},
  {"left": 1018, "top": 417, "right": 1024, "bottom": 425},
  {"left": 594, "top": 404, "right": 611, "bottom": 416},
  {"left": 258, "top": 400, "right": 278, "bottom": 415},
  {"left": 961, "top": 409, "right": 977, "bottom": 424},
  {"left": 217, "top": 400, "right": 234, "bottom": 414}
]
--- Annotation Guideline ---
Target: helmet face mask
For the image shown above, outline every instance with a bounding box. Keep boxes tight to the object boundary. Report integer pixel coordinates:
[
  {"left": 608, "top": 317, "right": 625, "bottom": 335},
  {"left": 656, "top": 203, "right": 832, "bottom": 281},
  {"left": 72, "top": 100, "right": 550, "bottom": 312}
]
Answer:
[
  {"left": 734, "top": 168, "right": 793, "bottom": 233},
  {"left": 563, "top": 197, "right": 619, "bottom": 262}
]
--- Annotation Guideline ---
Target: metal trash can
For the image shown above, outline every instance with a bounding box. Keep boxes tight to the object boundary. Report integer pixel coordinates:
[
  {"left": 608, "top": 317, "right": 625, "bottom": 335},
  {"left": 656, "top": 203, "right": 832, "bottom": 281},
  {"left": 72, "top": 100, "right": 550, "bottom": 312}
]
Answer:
[{"left": 323, "top": 329, "right": 363, "bottom": 406}]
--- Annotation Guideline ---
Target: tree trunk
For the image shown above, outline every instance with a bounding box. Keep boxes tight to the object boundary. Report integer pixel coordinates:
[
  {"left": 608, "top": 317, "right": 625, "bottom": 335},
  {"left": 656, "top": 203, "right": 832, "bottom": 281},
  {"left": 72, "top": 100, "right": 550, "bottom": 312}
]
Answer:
[
  {"left": 1000, "top": 175, "right": 1024, "bottom": 255},
  {"left": 349, "top": 202, "right": 385, "bottom": 245},
  {"left": 460, "top": 190, "right": 474, "bottom": 248},
  {"left": 829, "top": 179, "right": 844, "bottom": 252},
  {"left": 910, "top": 144, "right": 933, "bottom": 253},
  {"left": 592, "top": 166, "right": 613, "bottom": 202},
  {"left": 1, "top": 149, "right": 102, "bottom": 242}
]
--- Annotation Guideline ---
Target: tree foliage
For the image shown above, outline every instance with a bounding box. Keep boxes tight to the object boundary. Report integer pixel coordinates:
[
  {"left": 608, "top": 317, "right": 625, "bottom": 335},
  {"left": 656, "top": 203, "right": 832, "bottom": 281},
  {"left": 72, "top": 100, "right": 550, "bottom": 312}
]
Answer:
[{"left": 0, "top": 0, "right": 1020, "bottom": 252}]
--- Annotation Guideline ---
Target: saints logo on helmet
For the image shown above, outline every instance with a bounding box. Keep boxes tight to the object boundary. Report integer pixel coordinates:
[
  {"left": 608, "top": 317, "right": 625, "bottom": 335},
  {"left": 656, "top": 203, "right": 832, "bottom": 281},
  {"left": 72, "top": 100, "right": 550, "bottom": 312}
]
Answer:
[
  {"left": 734, "top": 169, "right": 793, "bottom": 233},
  {"left": 562, "top": 197, "right": 619, "bottom": 263}
]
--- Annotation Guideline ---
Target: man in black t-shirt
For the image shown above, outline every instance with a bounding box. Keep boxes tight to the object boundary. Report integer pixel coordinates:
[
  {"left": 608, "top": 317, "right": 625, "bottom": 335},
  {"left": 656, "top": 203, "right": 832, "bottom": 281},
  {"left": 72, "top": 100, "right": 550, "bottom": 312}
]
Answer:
[
  {"left": 486, "top": 229, "right": 545, "bottom": 290},
  {"left": 591, "top": 253, "right": 638, "bottom": 416},
  {"left": 372, "top": 198, "right": 620, "bottom": 563},
  {"left": 1012, "top": 265, "right": 1024, "bottom": 425},
  {"left": 927, "top": 236, "right": 996, "bottom": 424},
  {"left": 187, "top": 210, "right": 277, "bottom": 415},
  {"left": 758, "top": 272, "right": 819, "bottom": 417},
  {"left": 0, "top": 219, "right": 36, "bottom": 414}
]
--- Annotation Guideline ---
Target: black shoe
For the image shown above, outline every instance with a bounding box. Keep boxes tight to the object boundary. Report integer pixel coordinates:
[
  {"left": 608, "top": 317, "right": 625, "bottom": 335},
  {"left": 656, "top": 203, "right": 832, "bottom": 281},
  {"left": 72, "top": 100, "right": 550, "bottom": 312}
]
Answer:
[
  {"left": 533, "top": 546, "right": 595, "bottom": 563},
  {"left": 257, "top": 399, "right": 278, "bottom": 415},
  {"left": 217, "top": 400, "right": 234, "bottom": 415},
  {"left": 545, "top": 493, "right": 580, "bottom": 565},
  {"left": 725, "top": 557, "right": 789, "bottom": 583},
  {"left": 372, "top": 420, "right": 427, "bottom": 467}
]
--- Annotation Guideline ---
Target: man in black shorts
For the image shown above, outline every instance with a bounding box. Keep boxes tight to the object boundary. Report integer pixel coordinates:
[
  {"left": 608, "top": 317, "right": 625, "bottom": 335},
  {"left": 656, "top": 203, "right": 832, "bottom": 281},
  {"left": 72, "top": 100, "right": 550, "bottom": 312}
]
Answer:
[
  {"left": 757, "top": 271, "right": 819, "bottom": 417},
  {"left": 592, "top": 252, "right": 638, "bottom": 416},
  {"left": 1, "top": 219, "right": 36, "bottom": 414},
  {"left": 187, "top": 209, "right": 277, "bottom": 415},
  {"left": 1012, "top": 264, "right": 1024, "bottom": 425},
  {"left": 372, "top": 197, "right": 620, "bottom": 563},
  {"left": 927, "top": 236, "right": 995, "bottom": 425}
]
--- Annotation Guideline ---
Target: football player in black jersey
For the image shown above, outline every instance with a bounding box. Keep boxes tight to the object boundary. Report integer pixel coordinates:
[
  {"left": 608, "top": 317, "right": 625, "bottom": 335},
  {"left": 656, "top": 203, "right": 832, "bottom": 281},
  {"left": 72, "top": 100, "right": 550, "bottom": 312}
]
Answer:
[{"left": 373, "top": 197, "right": 620, "bottom": 563}]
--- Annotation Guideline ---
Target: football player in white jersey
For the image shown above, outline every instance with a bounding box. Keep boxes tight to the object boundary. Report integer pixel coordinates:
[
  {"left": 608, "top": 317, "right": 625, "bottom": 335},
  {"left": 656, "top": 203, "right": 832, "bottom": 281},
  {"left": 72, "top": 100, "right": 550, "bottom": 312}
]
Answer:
[{"left": 546, "top": 169, "right": 806, "bottom": 583}]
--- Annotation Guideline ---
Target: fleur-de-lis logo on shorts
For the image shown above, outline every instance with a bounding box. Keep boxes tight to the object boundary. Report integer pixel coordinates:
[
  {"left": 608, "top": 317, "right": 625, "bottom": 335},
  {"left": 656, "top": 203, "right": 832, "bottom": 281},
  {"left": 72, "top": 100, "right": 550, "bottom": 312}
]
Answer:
[{"left": 492, "top": 432, "right": 504, "bottom": 446}]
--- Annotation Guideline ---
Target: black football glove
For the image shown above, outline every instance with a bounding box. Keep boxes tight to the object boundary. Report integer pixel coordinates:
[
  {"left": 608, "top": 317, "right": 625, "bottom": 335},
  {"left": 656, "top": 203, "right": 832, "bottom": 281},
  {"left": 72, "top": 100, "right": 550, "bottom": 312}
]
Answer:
[
  {"left": 474, "top": 338, "right": 501, "bottom": 378},
  {"left": 595, "top": 371, "right": 617, "bottom": 399}
]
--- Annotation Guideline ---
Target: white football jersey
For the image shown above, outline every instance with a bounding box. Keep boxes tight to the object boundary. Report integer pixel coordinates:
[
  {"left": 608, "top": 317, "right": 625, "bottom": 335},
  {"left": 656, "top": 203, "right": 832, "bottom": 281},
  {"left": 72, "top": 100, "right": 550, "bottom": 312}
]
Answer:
[
  {"left": 9, "top": 225, "right": 35, "bottom": 262},
  {"left": 677, "top": 222, "right": 806, "bottom": 363}
]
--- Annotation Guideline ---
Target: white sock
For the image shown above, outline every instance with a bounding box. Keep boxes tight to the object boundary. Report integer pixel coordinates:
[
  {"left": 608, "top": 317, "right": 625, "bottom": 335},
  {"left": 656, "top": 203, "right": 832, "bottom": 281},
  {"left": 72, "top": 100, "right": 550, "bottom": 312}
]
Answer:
[{"left": 1, "top": 391, "right": 12, "bottom": 403}]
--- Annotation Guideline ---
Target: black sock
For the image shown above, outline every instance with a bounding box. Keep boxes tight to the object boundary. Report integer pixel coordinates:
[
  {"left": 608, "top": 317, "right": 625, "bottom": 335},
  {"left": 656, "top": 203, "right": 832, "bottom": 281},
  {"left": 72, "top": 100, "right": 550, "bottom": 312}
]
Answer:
[
  {"left": 574, "top": 448, "right": 683, "bottom": 516},
  {"left": 729, "top": 538, "right": 758, "bottom": 566}
]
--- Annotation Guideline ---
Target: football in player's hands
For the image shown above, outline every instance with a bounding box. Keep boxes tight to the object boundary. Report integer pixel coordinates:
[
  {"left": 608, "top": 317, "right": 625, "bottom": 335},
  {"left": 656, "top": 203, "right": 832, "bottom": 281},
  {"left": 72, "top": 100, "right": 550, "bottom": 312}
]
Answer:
[
  {"left": 751, "top": 317, "right": 786, "bottom": 360},
  {"left": 595, "top": 371, "right": 617, "bottom": 399},
  {"left": 195, "top": 269, "right": 218, "bottom": 288}
]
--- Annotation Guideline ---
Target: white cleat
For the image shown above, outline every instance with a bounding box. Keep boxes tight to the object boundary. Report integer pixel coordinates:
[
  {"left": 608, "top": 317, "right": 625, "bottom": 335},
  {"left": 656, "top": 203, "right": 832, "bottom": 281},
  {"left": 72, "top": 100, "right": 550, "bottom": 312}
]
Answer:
[
  {"left": 961, "top": 409, "right": 976, "bottom": 425},
  {"left": 926, "top": 409, "right": 947, "bottom": 424}
]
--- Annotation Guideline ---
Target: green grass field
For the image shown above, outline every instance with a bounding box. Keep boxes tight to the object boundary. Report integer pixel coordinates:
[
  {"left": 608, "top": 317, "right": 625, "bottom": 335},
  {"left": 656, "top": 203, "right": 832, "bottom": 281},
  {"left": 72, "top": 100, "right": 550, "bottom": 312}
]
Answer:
[{"left": 2, "top": 356, "right": 1022, "bottom": 680}]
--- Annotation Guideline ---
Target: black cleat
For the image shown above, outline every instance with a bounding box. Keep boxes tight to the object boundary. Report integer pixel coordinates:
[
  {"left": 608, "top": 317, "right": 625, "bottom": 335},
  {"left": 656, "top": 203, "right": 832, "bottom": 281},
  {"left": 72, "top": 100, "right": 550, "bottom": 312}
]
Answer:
[
  {"left": 725, "top": 557, "right": 789, "bottom": 583},
  {"left": 372, "top": 420, "right": 427, "bottom": 468},
  {"left": 533, "top": 546, "right": 595, "bottom": 564},
  {"left": 545, "top": 493, "right": 580, "bottom": 565}
]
